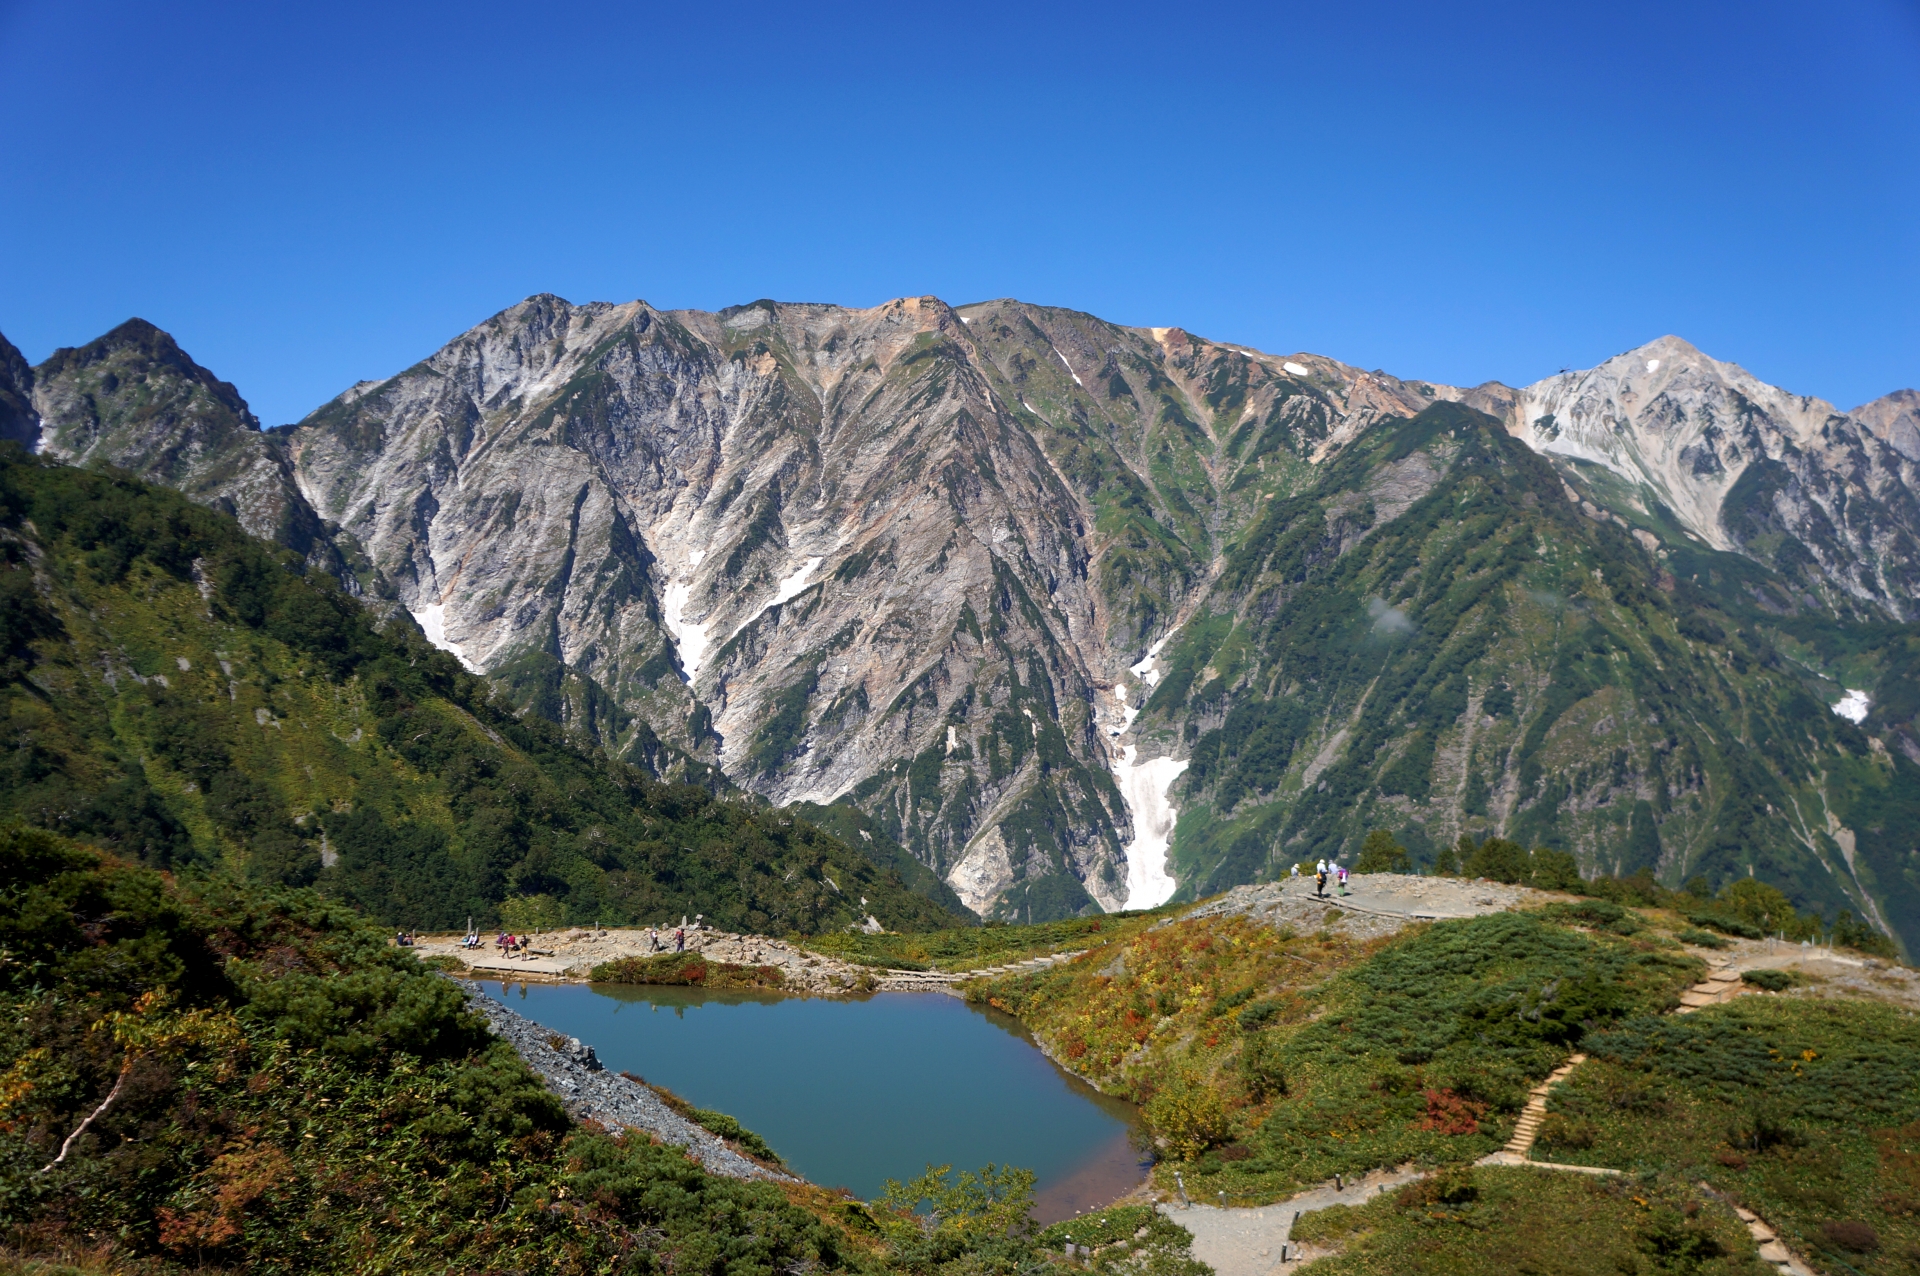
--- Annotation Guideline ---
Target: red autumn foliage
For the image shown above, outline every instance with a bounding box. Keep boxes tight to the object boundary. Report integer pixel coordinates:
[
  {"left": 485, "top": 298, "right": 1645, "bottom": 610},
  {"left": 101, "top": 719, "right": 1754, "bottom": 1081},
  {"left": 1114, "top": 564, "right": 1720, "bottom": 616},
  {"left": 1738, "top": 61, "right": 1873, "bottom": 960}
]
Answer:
[{"left": 1415, "top": 1088, "right": 1487, "bottom": 1135}]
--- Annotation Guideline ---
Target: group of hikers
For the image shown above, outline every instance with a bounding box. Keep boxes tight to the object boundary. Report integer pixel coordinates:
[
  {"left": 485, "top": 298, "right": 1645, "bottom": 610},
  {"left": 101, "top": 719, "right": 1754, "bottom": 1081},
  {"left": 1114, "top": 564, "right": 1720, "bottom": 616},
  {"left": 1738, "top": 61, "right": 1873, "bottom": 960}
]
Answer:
[
  {"left": 393, "top": 914, "right": 711, "bottom": 957},
  {"left": 1290, "top": 859, "right": 1350, "bottom": 898},
  {"left": 643, "top": 915, "right": 704, "bottom": 953},
  {"left": 645, "top": 926, "right": 688, "bottom": 953}
]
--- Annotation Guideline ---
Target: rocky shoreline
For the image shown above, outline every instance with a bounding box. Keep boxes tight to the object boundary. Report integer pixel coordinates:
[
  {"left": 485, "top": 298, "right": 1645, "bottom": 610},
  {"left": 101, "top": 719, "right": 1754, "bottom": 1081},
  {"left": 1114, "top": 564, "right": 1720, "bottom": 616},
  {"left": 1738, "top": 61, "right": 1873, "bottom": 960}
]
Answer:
[{"left": 455, "top": 979, "right": 801, "bottom": 1183}]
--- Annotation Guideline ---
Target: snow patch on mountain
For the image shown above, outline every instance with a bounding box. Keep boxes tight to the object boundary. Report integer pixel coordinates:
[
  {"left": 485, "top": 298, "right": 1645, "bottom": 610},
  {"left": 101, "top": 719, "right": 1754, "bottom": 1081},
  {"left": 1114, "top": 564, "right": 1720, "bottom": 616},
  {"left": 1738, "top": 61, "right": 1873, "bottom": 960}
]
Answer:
[
  {"left": 412, "top": 602, "right": 479, "bottom": 673},
  {"left": 1052, "top": 346, "right": 1083, "bottom": 386},
  {"left": 660, "top": 575, "right": 710, "bottom": 683},
  {"left": 769, "top": 556, "right": 823, "bottom": 608},
  {"left": 1116, "top": 749, "right": 1185, "bottom": 910},
  {"left": 1130, "top": 633, "right": 1174, "bottom": 687}
]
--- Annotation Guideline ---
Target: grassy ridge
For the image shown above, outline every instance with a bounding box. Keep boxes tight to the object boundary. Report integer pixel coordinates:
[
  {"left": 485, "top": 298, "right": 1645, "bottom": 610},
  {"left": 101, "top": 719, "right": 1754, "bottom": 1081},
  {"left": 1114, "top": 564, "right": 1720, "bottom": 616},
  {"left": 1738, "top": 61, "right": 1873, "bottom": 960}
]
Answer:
[
  {"left": 975, "top": 905, "right": 1703, "bottom": 1199},
  {"left": 0, "top": 447, "right": 959, "bottom": 934},
  {"left": 800, "top": 912, "right": 1165, "bottom": 972},
  {"left": 1290, "top": 1165, "right": 1769, "bottom": 1275}
]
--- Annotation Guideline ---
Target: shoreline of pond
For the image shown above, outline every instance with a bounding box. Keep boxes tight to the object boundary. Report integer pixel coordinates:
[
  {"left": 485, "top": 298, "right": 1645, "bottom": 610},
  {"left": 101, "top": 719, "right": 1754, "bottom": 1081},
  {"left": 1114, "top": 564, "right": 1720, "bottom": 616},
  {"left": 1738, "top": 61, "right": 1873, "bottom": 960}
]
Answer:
[{"left": 473, "top": 977, "right": 1152, "bottom": 1222}]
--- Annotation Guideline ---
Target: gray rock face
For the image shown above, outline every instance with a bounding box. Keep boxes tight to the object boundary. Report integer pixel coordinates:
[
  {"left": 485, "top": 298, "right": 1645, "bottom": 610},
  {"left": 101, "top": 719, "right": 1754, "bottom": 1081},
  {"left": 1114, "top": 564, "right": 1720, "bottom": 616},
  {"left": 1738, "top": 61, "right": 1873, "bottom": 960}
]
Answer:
[
  {"left": 1499, "top": 336, "right": 1920, "bottom": 618},
  {"left": 0, "top": 331, "right": 37, "bottom": 449},
  {"left": 276, "top": 296, "right": 1432, "bottom": 918},
  {"left": 1853, "top": 389, "right": 1920, "bottom": 462}
]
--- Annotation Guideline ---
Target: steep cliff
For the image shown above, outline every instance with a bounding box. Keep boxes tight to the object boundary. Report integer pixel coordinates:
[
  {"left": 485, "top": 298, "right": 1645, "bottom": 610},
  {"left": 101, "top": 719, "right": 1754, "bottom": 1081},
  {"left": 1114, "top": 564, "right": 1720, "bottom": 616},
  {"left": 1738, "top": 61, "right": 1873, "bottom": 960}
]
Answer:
[{"left": 0, "top": 329, "right": 37, "bottom": 448}]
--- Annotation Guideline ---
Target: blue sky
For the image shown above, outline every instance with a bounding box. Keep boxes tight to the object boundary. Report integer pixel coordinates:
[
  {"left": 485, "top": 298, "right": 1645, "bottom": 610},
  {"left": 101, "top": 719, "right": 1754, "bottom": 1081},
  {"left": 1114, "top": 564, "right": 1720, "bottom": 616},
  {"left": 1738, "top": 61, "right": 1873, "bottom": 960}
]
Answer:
[{"left": 2, "top": 0, "right": 1916, "bottom": 425}]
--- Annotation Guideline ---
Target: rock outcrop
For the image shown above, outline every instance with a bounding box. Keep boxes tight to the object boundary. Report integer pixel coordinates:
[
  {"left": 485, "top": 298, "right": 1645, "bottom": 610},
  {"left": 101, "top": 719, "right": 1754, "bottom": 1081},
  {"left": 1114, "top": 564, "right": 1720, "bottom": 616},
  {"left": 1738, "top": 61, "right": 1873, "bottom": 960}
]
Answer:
[{"left": 458, "top": 979, "right": 798, "bottom": 1182}]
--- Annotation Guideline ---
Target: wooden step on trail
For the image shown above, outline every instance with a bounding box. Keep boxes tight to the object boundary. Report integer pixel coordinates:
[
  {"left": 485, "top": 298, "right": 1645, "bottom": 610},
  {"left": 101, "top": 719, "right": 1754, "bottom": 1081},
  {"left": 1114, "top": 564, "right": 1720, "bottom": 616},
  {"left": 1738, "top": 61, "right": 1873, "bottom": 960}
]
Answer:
[
  {"left": 1485, "top": 1053, "right": 1588, "bottom": 1162},
  {"left": 1675, "top": 964, "right": 1749, "bottom": 1015},
  {"left": 1725, "top": 1199, "right": 1815, "bottom": 1274}
]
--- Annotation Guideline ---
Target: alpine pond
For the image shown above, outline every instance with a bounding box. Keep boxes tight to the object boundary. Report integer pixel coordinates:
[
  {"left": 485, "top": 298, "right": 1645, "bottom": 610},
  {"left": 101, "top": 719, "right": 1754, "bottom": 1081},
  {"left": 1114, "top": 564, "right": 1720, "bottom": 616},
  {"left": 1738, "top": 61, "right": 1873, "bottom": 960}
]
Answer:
[{"left": 478, "top": 980, "right": 1145, "bottom": 1220}]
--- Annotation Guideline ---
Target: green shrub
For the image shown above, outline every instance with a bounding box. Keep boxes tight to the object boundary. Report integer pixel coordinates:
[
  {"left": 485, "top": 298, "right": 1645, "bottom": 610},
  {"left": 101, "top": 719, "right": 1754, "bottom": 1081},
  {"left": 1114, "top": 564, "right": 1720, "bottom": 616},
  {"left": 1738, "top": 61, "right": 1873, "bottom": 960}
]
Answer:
[
  {"left": 1238, "top": 998, "right": 1283, "bottom": 1031},
  {"left": 1537, "top": 900, "right": 1641, "bottom": 935},
  {"left": 1354, "top": 829, "right": 1411, "bottom": 874},
  {"left": 689, "top": 1107, "right": 783, "bottom": 1163},
  {"left": 498, "top": 893, "right": 566, "bottom": 932},
  {"left": 1726, "top": 1104, "right": 1807, "bottom": 1153},
  {"left": 1684, "top": 910, "right": 1762, "bottom": 939},
  {"left": 1675, "top": 927, "right": 1729, "bottom": 949},
  {"left": 1291, "top": 1201, "right": 1365, "bottom": 1243},
  {"left": 1830, "top": 910, "right": 1899, "bottom": 959},
  {"left": 1146, "top": 1074, "right": 1230, "bottom": 1160},
  {"left": 1741, "top": 968, "right": 1792, "bottom": 991},
  {"left": 1034, "top": 1204, "right": 1159, "bottom": 1248},
  {"left": 1537, "top": 1112, "right": 1600, "bottom": 1150},
  {"left": 1718, "top": 879, "right": 1821, "bottom": 941},
  {"left": 1454, "top": 836, "right": 1582, "bottom": 891},
  {"left": 1240, "top": 1032, "right": 1287, "bottom": 1099},
  {"left": 589, "top": 952, "right": 784, "bottom": 988},
  {"left": 1396, "top": 1165, "right": 1479, "bottom": 1207},
  {"left": 1818, "top": 1220, "right": 1881, "bottom": 1253}
]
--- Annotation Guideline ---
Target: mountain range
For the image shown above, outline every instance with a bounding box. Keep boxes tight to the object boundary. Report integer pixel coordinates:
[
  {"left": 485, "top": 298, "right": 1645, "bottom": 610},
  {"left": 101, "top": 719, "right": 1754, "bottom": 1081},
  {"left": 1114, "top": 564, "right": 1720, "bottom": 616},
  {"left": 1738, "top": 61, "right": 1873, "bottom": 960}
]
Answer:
[{"left": 4, "top": 297, "right": 1916, "bottom": 953}]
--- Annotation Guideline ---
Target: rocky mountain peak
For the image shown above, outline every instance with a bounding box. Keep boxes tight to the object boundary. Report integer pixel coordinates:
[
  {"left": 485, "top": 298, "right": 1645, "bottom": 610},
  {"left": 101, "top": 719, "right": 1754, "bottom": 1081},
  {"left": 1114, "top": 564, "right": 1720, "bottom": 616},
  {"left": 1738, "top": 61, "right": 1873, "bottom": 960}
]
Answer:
[
  {"left": 1496, "top": 336, "right": 1920, "bottom": 616},
  {"left": 1853, "top": 388, "right": 1920, "bottom": 461},
  {"left": 1509, "top": 336, "right": 1829, "bottom": 547},
  {"left": 22, "top": 297, "right": 1920, "bottom": 946},
  {"left": 39, "top": 317, "right": 263, "bottom": 442},
  {"left": 32, "top": 318, "right": 345, "bottom": 579}
]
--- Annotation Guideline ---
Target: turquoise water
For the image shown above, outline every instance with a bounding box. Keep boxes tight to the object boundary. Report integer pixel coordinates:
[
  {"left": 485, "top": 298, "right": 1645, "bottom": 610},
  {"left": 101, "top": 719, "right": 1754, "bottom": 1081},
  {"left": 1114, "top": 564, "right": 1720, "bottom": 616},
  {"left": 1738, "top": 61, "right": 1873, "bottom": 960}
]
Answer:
[{"left": 478, "top": 982, "right": 1144, "bottom": 1219}]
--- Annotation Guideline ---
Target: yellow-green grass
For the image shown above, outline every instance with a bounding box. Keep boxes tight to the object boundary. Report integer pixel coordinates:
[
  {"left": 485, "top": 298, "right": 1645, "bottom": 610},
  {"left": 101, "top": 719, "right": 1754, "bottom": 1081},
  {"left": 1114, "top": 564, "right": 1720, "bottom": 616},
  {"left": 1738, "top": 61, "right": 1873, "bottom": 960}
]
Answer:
[
  {"left": 799, "top": 910, "right": 1167, "bottom": 973},
  {"left": 1291, "top": 1165, "right": 1769, "bottom": 1276},
  {"left": 976, "top": 908, "right": 1703, "bottom": 1203}
]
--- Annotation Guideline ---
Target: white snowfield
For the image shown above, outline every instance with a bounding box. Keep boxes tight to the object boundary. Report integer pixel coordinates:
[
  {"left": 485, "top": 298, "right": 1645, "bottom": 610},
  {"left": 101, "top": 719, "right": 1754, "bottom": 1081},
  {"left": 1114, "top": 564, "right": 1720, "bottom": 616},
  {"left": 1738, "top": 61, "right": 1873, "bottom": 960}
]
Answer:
[
  {"left": 1833, "top": 689, "right": 1871, "bottom": 724},
  {"left": 1116, "top": 748, "right": 1186, "bottom": 910},
  {"left": 411, "top": 601, "right": 480, "bottom": 673},
  {"left": 659, "top": 575, "right": 710, "bottom": 682}
]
